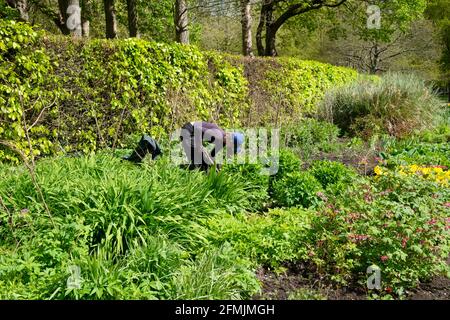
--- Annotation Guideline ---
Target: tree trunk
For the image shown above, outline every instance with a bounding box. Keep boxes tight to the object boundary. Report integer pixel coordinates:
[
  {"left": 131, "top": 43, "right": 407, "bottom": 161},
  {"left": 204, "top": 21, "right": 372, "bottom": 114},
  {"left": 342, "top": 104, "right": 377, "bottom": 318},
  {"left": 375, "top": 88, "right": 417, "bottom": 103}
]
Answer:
[
  {"left": 241, "top": 0, "right": 253, "bottom": 56},
  {"left": 126, "top": 0, "right": 139, "bottom": 37},
  {"left": 67, "top": 0, "right": 82, "bottom": 37},
  {"left": 264, "top": 5, "right": 277, "bottom": 56},
  {"left": 81, "top": 19, "right": 90, "bottom": 37},
  {"left": 81, "top": 0, "right": 91, "bottom": 37},
  {"left": 447, "top": 81, "right": 450, "bottom": 103},
  {"left": 104, "top": 0, "right": 117, "bottom": 39},
  {"left": 369, "top": 42, "right": 381, "bottom": 74},
  {"left": 256, "top": 1, "right": 268, "bottom": 56},
  {"left": 6, "top": 0, "right": 29, "bottom": 21},
  {"left": 174, "top": 0, "right": 189, "bottom": 44},
  {"left": 56, "top": 0, "right": 70, "bottom": 34}
]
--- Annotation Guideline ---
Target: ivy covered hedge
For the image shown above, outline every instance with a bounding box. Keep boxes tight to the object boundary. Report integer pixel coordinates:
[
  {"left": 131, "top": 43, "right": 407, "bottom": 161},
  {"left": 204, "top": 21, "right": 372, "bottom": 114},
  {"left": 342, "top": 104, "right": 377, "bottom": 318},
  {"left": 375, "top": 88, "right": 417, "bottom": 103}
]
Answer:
[{"left": 0, "top": 20, "right": 357, "bottom": 162}]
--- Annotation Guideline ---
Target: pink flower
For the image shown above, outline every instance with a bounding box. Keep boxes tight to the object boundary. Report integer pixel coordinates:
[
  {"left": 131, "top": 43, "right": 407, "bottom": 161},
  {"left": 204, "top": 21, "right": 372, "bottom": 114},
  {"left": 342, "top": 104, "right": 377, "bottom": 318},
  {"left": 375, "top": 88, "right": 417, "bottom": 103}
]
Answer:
[
  {"left": 316, "top": 192, "right": 328, "bottom": 201},
  {"left": 380, "top": 255, "right": 389, "bottom": 262},
  {"left": 402, "top": 238, "right": 408, "bottom": 248},
  {"left": 428, "top": 219, "right": 437, "bottom": 225},
  {"left": 444, "top": 202, "right": 450, "bottom": 208}
]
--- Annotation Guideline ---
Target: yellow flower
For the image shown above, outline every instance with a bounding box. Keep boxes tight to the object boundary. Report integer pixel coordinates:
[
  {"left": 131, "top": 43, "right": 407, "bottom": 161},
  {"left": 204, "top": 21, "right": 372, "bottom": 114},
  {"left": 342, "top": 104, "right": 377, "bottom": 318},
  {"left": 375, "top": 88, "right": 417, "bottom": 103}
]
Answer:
[{"left": 374, "top": 166, "right": 383, "bottom": 176}]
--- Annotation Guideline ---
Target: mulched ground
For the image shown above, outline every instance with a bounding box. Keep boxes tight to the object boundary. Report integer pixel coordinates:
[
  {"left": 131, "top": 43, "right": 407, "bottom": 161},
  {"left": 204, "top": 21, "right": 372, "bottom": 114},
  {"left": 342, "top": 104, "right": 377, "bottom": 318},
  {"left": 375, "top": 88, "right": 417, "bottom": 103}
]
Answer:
[
  {"left": 408, "top": 257, "right": 450, "bottom": 300},
  {"left": 253, "top": 258, "right": 450, "bottom": 300}
]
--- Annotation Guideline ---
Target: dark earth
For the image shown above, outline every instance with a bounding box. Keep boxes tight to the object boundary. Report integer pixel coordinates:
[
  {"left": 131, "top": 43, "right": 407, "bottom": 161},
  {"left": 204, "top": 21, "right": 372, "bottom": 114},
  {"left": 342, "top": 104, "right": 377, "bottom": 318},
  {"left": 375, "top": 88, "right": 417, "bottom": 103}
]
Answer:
[{"left": 253, "top": 257, "right": 450, "bottom": 300}]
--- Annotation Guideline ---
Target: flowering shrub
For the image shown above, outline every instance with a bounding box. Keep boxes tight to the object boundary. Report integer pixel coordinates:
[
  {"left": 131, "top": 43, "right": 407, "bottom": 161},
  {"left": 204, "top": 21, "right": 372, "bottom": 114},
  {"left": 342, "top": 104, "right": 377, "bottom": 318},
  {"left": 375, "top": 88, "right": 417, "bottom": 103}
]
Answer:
[{"left": 307, "top": 173, "right": 450, "bottom": 296}]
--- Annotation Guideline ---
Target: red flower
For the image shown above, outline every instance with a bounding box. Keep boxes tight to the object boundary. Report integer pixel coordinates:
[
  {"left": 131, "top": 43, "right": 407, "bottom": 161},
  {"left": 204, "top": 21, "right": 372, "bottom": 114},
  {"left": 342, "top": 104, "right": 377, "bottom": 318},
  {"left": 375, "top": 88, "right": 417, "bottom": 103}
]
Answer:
[
  {"left": 380, "top": 255, "right": 389, "bottom": 262},
  {"left": 385, "top": 287, "right": 393, "bottom": 294}
]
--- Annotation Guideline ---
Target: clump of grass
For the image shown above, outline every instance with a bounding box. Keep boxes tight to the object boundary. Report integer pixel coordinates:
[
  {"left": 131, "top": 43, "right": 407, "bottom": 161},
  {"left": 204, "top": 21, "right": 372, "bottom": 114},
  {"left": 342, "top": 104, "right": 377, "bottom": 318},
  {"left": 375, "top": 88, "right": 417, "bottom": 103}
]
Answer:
[{"left": 320, "top": 73, "right": 443, "bottom": 138}]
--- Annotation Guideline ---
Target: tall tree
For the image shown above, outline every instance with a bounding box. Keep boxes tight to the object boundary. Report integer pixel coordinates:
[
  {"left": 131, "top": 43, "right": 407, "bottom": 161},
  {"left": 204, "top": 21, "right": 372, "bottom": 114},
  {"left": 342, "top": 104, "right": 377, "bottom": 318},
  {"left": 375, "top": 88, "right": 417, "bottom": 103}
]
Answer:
[
  {"left": 241, "top": 0, "right": 253, "bottom": 56},
  {"left": 104, "top": 0, "right": 117, "bottom": 38},
  {"left": 256, "top": 0, "right": 347, "bottom": 56},
  {"left": 339, "top": 0, "right": 427, "bottom": 74},
  {"left": 426, "top": 0, "right": 450, "bottom": 101},
  {"left": 174, "top": 0, "right": 189, "bottom": 43},
  {"left": 126, "top": 0, "right": 139, "bottom": 37}
]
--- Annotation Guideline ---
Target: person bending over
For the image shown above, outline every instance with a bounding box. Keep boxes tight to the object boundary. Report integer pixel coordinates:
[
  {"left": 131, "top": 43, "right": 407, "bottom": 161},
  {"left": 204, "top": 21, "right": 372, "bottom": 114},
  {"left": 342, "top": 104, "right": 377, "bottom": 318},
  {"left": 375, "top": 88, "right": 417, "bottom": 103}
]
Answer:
[
  {"left": 179, "top": 121, "right": 244, "bottom": 171},
  {"left": 124, "top": 121, "right": 244, "bottom": 171}
]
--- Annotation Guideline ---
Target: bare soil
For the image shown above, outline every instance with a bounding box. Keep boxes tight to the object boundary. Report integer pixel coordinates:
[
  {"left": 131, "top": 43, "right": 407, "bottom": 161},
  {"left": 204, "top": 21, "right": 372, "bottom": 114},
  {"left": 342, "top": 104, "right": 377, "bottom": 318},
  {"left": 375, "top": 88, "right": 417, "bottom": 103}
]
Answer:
[{"left": 253, "top": 258, "right": 450, "bottom": 300}]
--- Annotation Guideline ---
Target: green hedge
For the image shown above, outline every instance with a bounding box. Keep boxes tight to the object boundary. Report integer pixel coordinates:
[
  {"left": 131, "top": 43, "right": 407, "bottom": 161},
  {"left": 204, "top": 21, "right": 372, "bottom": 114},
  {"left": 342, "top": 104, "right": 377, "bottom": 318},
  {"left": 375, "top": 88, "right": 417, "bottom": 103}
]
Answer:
[{"left": 0, "top": 20, "right": 357, "bottom": 162}]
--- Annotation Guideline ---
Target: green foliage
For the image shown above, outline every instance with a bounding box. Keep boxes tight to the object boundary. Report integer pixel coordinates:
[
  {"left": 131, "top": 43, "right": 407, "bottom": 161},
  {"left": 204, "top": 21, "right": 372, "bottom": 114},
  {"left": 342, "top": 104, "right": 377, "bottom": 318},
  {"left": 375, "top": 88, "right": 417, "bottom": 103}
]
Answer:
[
  {"left": 310, "top": 160, "right": 356, "bottom": 190},
  {"left": 274, "top": 148, "right": 303, "bottom": 179},
  {"left": 425, "top": 0, "right": 450, "bottom": 81},
  {"left": 50, "top": 38, "right": 248, "bottom": 151},
  {"left": 320, "top": 73, "right": 443, "bottom": 138},
  {"left": 281, "top": 118, "right": 340, "bottom": 157},
  {"left": 0, "top": 1, "right": 19, "bottom": 20},
  {"left": 0, "top": 154, "right": 263, "bottom": 299},
  {"left": 272, "top": 171, "right": 323, "bottom": 208},
  {"left": 208, "top": 209, "right": 314, "bottom": 268},
  {"left": 264, "top": 58, "right": 357, "bottom": 118},
  {"left": 0, "top": 20, "right": 60, "bottom": 162},
  {"left": 0, "top": 21, "right": 249, "bottom": 161},
  {"left": 382, "top": 140, "right": 450, "bottom": 168},
  {"left": 170, "top": 244, "right": 260, "bottom": 300},
  {"left": 221, "top": 161, "right": 270, "bottom": 211},
  {"left": 347, "top": 0, "right": 427, "bottom": 43},
  {"left": 1, "top": 140, "right": 449, "bottom": 299},
  {"left": 287, "top": 288, "right": 326, "bottom": 300}
]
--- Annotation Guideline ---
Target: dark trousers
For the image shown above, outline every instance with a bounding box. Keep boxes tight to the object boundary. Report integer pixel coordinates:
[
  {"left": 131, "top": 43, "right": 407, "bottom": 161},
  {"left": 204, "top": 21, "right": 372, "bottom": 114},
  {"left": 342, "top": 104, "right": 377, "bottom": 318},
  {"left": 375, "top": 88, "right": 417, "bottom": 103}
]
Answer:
[
  {"left": 180, "top": 123, "right": 212, "bottom": 171},
  {"left": 125, "top": 135, "right": 162, "bottom": 163}
]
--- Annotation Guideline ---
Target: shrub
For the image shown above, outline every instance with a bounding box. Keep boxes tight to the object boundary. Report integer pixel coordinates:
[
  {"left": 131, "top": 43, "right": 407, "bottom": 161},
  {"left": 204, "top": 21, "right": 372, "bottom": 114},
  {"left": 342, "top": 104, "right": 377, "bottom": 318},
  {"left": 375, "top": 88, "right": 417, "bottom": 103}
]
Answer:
[
  {"left": 310, "top": 160, "right": 356, "bottom": 190},
  {"left": 0, "top": 20, "right": 59, "bottom": 162},
  {"left": 307, "top": 174, "right": 450, "bottom": 296},
  {"left": 272, "top": 171, "right": 323, "bottom": 208},
  {"left": 320, "top": 73, "right": 443, "bottom": 138},
  {"left": 274, "top": 149, "right": 303, "bottom": 179},
  {"left": 264, "top": 58, "right": 357, "bottom": 118},
  {"left": 281, "top": 118, "right": 340, "bottom": 156},
  {"left": 207, "top": 209, "right": 314, "bottom": 267}
]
